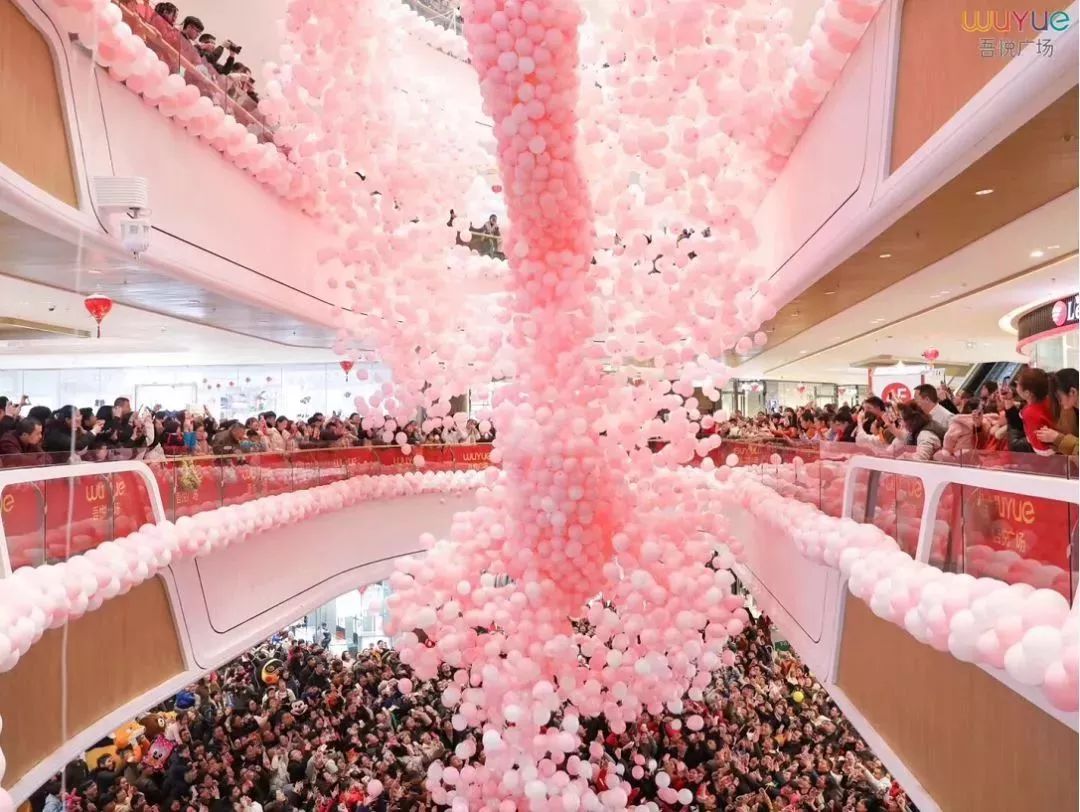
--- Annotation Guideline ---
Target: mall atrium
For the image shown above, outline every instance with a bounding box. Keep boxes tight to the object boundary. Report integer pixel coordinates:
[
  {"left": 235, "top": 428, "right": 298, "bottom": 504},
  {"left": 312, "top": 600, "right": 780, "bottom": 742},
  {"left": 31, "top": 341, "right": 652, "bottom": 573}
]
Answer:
[{"left": 0, "top": 0, "right": 1077, "bottom": 810}]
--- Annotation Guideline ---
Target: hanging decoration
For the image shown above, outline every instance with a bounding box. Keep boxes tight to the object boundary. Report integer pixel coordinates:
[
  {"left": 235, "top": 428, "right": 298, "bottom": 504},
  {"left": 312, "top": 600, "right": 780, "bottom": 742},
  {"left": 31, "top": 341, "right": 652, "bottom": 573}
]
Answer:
[
  {"left": 83, "top": 294, "right": 113, "bottom": 338},
  {"left": 339, "top": 360, "right": 355, "bottom": 380},
  {"left": 922, "top": 348, "right": 940, "bottom": 365}
]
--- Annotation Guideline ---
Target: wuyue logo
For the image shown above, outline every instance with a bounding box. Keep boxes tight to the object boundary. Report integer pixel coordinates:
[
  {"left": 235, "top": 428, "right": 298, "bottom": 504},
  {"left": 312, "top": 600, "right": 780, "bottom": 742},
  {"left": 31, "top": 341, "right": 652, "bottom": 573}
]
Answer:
[{"left": 961, "top": 9, "right": 1072, "bottom": 33}]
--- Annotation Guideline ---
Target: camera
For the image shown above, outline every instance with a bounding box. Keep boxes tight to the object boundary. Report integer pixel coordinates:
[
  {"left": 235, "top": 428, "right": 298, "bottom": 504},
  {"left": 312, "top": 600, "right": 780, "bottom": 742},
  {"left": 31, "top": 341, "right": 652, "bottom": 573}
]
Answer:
[
  {"left": 120, "top": 212, "right": 152, "bottom": 258},
  {"left": 226, "top": 40, "right": 242, "bottom": 54}
]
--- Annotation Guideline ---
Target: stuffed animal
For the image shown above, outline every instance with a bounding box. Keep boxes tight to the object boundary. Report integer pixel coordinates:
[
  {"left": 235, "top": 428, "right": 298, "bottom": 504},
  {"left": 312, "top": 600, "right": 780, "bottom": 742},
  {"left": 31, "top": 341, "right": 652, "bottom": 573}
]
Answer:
[
  {"left": 252, "top": 650, "right": 284, "bottom": 688},
  {"left": 137, "top": 711, "right": 176, "bottom": 740},
  {"left": 112, "top": 719, "right": 148, "bottom": 765}
]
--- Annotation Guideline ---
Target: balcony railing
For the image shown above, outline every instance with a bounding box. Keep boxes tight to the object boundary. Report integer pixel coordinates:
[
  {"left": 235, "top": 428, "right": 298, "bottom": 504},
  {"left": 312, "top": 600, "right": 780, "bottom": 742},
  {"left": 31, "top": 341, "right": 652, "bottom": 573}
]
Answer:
[
  {"left": 0, "top": 444, "right": 492, "bottom": 571},
  {"left": 110, "top": 1, "right": 276, "bottom": 144},
  {"left": 1, "top": 437, "right": 1075, "bottom": 600}
]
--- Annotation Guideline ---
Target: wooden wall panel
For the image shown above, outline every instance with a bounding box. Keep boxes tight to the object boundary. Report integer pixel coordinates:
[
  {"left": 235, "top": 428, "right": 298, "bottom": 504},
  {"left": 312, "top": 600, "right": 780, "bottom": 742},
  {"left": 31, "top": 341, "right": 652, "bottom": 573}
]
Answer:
[
  {"left": 0, "top": 578, "right": 184, "bottom": 790},
  {"left": 891, "top": 0, "right": 1064, "bottom": 171},
  {"left": 837, "top": 599, "right": 1078, "bottom": 812},
  {"left": 0, "top": 0, "right": 78, "bottom": 206}
]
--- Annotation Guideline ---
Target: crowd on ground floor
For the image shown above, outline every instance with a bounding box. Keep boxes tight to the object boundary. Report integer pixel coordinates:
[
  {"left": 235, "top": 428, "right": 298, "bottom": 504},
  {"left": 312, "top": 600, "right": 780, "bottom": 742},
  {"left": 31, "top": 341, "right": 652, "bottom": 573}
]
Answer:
[{"left": 31, "top": 604, "right": 912, "bottom": 812}]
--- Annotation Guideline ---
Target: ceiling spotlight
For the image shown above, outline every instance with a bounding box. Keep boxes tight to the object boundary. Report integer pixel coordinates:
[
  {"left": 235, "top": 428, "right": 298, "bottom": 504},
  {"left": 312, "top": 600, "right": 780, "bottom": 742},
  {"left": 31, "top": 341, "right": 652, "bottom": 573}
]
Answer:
[
  {"left": 1030, "top": 249, "right": 1045, "bottom": 258},
  {"left": 878, "top": 253, "right": 892, "bottom": 259},
  {"left": 974, "top": 188, "right": 995, "bottom": 196}
]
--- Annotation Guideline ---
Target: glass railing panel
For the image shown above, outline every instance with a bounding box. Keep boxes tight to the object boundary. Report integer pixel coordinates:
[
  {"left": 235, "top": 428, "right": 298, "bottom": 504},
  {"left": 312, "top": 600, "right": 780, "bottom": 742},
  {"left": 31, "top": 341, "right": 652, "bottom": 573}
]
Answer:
[
  {"left": 1, "top": 482, "right": 45, "bottom": 571},
  {"left": 43, "top": 475, "right": 114, "bottom": 562},
  {"left": 950, "top": 484, "right": 1076, "bottom": 599},
  {"left": 172, "top": 457, "right": 225, "bottom": 518},
  {"left": 253, "top": 453, "right": 296, "bottom": 496},
  {"left": 220, "top": 459, "right": 262, "bottom": 506}
]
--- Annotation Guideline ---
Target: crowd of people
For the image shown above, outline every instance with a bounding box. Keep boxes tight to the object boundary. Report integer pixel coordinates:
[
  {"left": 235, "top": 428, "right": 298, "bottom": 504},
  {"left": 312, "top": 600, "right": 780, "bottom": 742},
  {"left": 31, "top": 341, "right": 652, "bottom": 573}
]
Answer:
[
  {"left": 31, "top": 600, "right": 911, "bottom": 812},
  {"left": 117, "top": 1, "right": 260, "bottom": 111},
  {"left": 2, "top": 364, "right": 1075, "bottom": 471},
  {"left": 713, "top": 366, "right": 1078, "bottom": 463},
  {"left": 0, "top": 396, "right": 496, "bottom": 469}
]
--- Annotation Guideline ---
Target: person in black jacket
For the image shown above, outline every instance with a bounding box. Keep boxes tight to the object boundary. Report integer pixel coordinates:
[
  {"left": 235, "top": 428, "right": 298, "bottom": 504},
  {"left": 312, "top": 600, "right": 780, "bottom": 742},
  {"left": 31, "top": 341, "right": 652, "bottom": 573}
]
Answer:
[{"left": 43, "top": 405, "right": 95, "bottom": 454}]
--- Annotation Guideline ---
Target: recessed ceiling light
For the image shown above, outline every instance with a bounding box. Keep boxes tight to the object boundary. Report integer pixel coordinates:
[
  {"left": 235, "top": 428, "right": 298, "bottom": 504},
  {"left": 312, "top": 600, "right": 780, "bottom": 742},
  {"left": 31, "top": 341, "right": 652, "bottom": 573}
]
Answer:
[
  {"left": 1048, "top": 244, "right": 1061, "bottom": 250},
  {"left": 799, "top": 350, "right": 808, "bottom": 355},
  {"left": 878, "top": 253, "right": 892, "bottom": 259},
  {"left": 823, "top": 290, "right": 836, "bottom": 296},
  {"left": 871, "top": 318, "right": 885, "bottom": 324},
  {"left": 974, "top": 188, "right": 995, "bottom": 196},
  {"left": 88, "top": 270, "right": 102, "bottom": 276},
  {"left": 1030, "top": 249, "right": 1045, "bottom": 258}
]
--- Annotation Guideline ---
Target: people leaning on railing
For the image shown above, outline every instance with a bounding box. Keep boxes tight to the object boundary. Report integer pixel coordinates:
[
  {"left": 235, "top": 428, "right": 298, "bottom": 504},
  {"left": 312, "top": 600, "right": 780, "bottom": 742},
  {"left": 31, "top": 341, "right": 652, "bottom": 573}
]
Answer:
[
  {"left": 0, "top": 396, "right": 497, "bottom": 469},
  {"left": 114, "top": 0, "right": 267, "bottom": 136}
]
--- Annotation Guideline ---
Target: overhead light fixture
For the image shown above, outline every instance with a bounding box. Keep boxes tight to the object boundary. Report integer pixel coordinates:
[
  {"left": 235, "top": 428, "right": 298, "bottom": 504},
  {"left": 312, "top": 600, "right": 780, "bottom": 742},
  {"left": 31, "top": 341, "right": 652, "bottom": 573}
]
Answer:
[
  {"left": 878, "top": 253, "right": 892, "bottom": 259},
  {"left": 974, "top": 188, "right": 995, "bottom": 196},
  {"left": 799, "top": 350, "right": 808, "bottom": 355},
  {"left": 1031, "top": 249, "right": 1045, "bottom": 258},
  {"left": 823, "top": 290, "right": 836, "bottom": 296},
  {"left": 871, "top": 318, "right": 885, "bottom": 324},
  {"left": 1048, "top": 244, "right": 1061, "bottom": 250}
]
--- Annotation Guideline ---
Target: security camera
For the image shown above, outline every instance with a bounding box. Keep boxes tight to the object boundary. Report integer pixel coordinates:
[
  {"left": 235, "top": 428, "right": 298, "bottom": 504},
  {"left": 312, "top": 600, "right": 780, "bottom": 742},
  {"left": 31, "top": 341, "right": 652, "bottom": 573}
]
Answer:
[
  {"left": 47, "top": 304, "right": 56, "bottom": 312},
  {"left": 119, "top": 209, "right": 152, "bottom": 258}
]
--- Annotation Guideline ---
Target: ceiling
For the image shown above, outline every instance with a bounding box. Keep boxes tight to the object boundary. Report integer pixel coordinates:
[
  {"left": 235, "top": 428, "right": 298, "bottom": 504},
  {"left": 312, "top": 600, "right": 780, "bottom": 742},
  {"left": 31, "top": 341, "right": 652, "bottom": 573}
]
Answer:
[
  {"left": 0, "top": 273, "right": 339, "bottom": 369},
  {"left": 736, "top": 87, "right": 1079, "bottom": 366},
  {"left": 737, "top": 188, "right": 1080, "bottom": 383},
  {"left": 0, "top": 212, "right": 338, "bottom": 348}
]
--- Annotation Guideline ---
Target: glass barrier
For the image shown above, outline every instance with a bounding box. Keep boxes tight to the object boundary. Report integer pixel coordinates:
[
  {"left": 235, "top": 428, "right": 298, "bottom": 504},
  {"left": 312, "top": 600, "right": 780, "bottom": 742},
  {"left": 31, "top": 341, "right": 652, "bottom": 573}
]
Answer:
[
  {"left": 0, "top": 445, "right": 495, "bottom": 570},
  {"left": 946, "top": 484, "right": 1077, "bottom": 600},
  {"left": 1, "top": 470, "right": 156, "bottom": 570}
]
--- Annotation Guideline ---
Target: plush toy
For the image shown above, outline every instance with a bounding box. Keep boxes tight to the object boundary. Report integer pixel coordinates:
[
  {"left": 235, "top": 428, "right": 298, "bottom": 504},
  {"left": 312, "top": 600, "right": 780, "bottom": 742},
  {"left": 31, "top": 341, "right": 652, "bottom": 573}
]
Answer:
[
  {"left": 112, "top": 719, "right": 148, "bottom": 765},
  {"left": 252, "top": 649, "right": 284, "bottom": 688},
  {"left": 137, "top": 711, "right": 176, "bottom": 741}
]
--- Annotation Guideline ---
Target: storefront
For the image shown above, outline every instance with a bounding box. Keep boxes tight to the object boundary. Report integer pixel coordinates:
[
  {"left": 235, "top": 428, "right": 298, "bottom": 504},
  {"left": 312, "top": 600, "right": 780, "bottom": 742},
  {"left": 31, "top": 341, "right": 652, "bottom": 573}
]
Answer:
[{"left": 1017, "top": 293, "right": 1079, "bottom": 371}]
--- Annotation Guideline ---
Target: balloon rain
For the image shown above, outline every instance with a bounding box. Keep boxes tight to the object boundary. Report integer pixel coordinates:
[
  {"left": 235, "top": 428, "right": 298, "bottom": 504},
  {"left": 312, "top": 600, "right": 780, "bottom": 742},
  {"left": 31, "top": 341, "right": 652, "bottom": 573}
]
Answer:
[{"left": 245, "top": 0, "right": 894, "bottom": 809}]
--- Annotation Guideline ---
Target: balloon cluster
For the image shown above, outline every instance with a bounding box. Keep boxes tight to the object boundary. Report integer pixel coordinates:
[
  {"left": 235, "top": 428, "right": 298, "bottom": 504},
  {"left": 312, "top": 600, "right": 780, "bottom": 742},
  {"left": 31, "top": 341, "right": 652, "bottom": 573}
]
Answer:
[
  {"left": 388, "top": 468, "right": 747, "bottom": 810},
  {"left": 387, "top": 0, "right": 471, "bottom": 60}
]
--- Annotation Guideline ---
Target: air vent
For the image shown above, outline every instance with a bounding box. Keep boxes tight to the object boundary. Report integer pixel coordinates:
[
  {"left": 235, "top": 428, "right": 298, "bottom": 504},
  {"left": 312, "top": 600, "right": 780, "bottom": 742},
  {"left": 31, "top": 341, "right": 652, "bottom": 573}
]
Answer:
[{"left": 93, "top": 176, "right": 150, "bottom": 211}]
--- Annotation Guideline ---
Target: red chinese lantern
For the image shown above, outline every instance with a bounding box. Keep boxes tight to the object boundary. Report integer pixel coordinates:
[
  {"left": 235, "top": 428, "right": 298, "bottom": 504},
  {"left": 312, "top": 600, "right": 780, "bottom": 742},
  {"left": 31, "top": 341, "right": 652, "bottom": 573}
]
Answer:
[
  {"left": 83, "top": 294, "right": 113, "bottom": 338},
  {"left": 492, "top": 184, "right": 502, "bottom": 193},
  {"left": 796, "top": 385, "right": 807, "bottom": 395},
  {"left": 339, "top": 360, "right": 355, "bottom": 380},
  {"left": 922, "top": 348, "right": 940, "bottom": 365}
]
